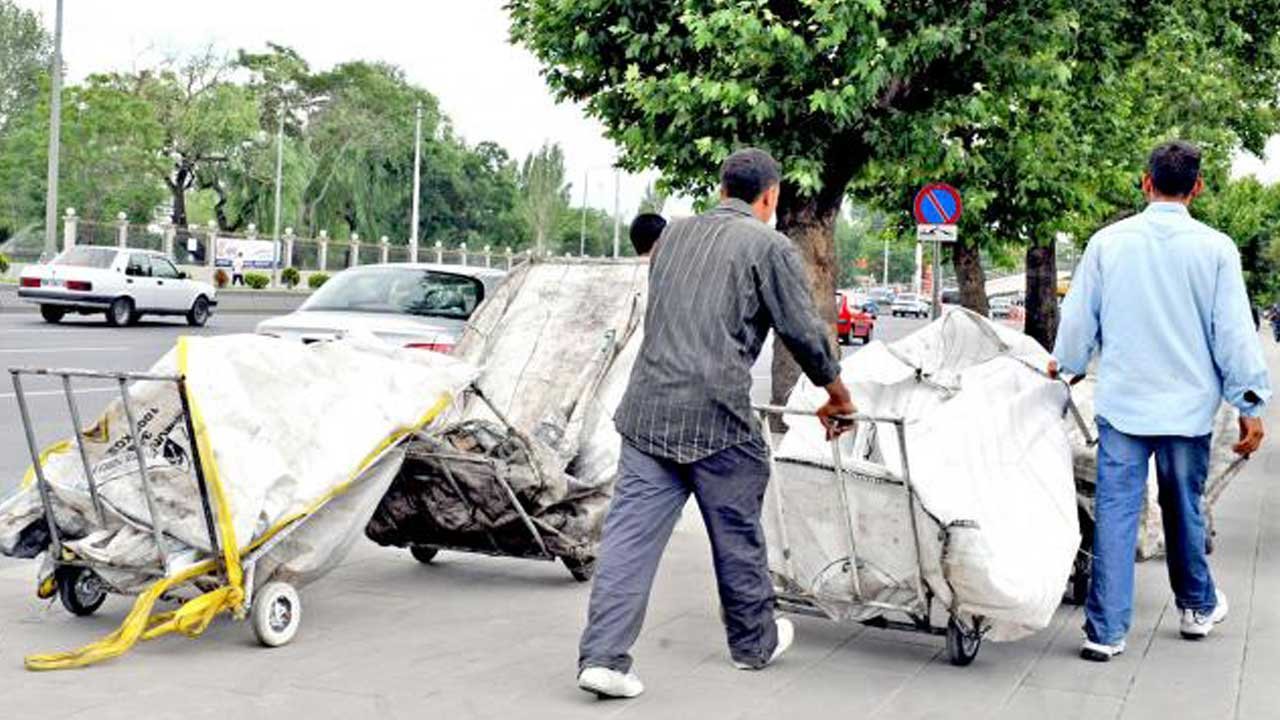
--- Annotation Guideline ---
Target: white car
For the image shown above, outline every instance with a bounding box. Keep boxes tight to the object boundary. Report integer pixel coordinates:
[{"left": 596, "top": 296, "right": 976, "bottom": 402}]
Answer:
[
  {"left": 256, "top": 263, "right": 506, "bottom": 352},
  {"left": 989, "top": 296, "right": 1014, "bottom": 319},
  {"left": 890, "top": 293, "right": 931, "bottom": 318},
  {"left": 18, "top": 246, "right": 217, "bottom": 327}
]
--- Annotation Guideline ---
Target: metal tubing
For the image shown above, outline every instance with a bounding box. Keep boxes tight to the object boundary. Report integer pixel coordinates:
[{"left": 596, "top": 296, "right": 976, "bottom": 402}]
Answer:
[
  {"left": 10, "top": 366, "right": 182, "bottom": 383},
  {"left": 758, "top": 410, "right": 798, "bottom": 585},
  {"left": 176, "top": 379, "right": 222, "bottom": 562},
  {"left": 117, "top": 377, "right": 171, "bottom": 575},
  {"left": 893, "top": 419, "right": 930, "bottom": 610},
  {"left": 11, "top": 372, "right": 66, "bottom": 558},
  {"left": 830, "top": 431, "right": 865, "bottom": 602},
  {"left": 61, "top": 374, "right": 105, "bottom": 524}
]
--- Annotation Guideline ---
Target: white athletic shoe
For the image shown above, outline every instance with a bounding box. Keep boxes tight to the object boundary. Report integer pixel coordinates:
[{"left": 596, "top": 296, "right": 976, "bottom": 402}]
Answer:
[
  {"left": 577, "top": 666, "right": 645, "bottom": 699},
  {"left": 1180, "top": 589, "right": 1229, "bottom": 639},
  {"left": 1080, "top": 638, "right": 1126, "bottom": 662},
  {"left": 733, "top": 617, "right": 794, "bottom": 670}
]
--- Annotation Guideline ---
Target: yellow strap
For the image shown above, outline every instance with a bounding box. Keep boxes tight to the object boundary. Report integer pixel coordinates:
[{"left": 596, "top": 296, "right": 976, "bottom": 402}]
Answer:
[
  {"left": 26, "top": 338, "right": 453, "bottom": 670},
  {"left": 20, "top": 440, "right": 73, "bottom": 490}
]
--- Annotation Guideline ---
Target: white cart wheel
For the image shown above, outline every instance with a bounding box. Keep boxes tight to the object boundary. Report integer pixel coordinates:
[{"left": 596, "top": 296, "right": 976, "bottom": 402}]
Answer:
[{"left": 251, "top": 581, "right": 302, "bottom": 648}]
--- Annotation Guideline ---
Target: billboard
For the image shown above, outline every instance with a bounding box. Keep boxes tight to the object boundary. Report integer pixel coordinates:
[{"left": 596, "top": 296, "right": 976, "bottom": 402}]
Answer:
[{"left": 215, "top": 237, "right": 276, "bottom": 269}]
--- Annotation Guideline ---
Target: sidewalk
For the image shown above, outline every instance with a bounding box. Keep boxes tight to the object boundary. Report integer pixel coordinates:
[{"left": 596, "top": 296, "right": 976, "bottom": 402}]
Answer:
[{"left": 0, "top": 337, "right": 1277, "bottom": 720}]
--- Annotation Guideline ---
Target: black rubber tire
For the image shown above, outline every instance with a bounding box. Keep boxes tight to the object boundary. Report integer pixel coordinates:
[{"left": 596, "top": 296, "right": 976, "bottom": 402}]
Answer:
[
  {"left": 56, "top": 566, "right": 108, "bottom": 617},
  {"left": 838, "top": 332, "right": 851, "bottom": 346},
  {"left": 861, "top": 330, "right": 873, "bottom": 344},
  {"left": 186, "top": 295, "right": 211, "bottom": 327},
  {"left": 410, "top": 545, "right": 439, "bottom": 564},
  {"left": 946, "top": 617, "right": 981, "bottom": 667},
  {"left": 563, "top": 556, "right": 595, "bottom": 583},
  {"left": 105, "top": 297, "right": 135, "bottom": 327},
  {"left": 1066, "top": 548, "right": 1091, "bottom": 606},
  {"left": 40, "top": 305, "right": 65, "bottom": 323}
]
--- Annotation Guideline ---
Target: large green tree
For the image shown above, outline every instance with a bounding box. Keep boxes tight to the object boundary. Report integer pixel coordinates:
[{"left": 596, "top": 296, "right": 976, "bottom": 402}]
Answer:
[
  {"left": 517, "top": 141, "right": 569, "bottom": 254},
  {"left": 509, "top": 0, "right": 1280, "bottom": 401},
  {"left": 0, "top": 0, "right": 49, "bottom": 134}
]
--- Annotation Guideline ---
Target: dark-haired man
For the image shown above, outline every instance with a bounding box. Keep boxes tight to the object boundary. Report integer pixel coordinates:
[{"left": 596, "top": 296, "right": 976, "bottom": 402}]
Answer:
[
  {"left": 577, "top": 148, "right": 855, "bottom": 698},
  {"left": 629, "top": 212, "right": 666, "bottom": 257},
  {"left": 1053, "top": 140, "right": 1270, "bottom": 662}
]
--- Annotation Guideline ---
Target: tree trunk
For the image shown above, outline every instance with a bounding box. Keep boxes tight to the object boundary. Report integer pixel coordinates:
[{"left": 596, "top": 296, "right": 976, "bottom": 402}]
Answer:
[
  {"left": 1024, "top": 242, "right": 1059, "bottom": 350},
  {"left": 769, "top": 184, "right": 842, "bottom": 423},
  {"left": 951, "top": 240, "right": 989, "bottom": 315},
  {"left": 169, "top": 172, "right": 188, "bottom": 230}
]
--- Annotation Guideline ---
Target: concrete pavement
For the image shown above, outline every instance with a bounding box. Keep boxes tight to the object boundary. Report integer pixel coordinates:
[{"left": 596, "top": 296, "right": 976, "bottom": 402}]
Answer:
[{"left": 0, "top": 308, "right": 1275, "bottom": 719}]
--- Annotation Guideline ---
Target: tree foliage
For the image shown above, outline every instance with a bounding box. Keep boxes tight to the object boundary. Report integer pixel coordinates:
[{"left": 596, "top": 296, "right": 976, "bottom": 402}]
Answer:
[
  {"left": 517, "top": 141, "right": 569, "bottom": 254},
  {"left": 0, "top": 0, "right": 49, "bottom": 134}
]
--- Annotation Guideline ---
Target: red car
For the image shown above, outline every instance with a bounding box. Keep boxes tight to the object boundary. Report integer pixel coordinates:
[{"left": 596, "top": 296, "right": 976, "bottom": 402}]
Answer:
[{"left": 836, "top": 292, "right": 875, "bottom": 345}]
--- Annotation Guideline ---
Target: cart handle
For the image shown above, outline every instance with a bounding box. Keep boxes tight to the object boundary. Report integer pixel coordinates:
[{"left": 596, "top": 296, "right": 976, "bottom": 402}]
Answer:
[
  {"left": 751, "top": 404, "right": 904, "bottom": 427},
  {"left": 8, "top": 366, "right": 183, "bottom": 383}
]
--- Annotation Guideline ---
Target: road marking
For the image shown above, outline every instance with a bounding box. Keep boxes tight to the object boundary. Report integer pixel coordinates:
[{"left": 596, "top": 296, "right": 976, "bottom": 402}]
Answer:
[
  {"left": 0, "top": 346, "right": 129, "bottom": 354},
  {"left": 0, "top": 386, "right": 116, "bottom": 400}
]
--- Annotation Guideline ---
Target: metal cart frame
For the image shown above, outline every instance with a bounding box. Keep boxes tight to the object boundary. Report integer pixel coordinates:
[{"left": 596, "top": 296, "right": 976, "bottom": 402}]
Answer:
[
  {"left": 10, "top": 365, "right": 315, "bottom": 646},
  {"left": 755, "top": 404, "right": 986, "bottom": 667}
]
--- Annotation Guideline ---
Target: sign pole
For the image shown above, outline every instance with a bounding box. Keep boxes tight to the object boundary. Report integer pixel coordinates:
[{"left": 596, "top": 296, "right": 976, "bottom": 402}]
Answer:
[
  {"left": 911, "top": 183, "right": 963, "bottom": 321},
  {"left": 931, "top": 239, "right": 942, "bottom": 320}
]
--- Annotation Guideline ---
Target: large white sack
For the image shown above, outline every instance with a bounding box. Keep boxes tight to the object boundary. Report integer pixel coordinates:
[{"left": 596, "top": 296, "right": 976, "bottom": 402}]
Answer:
[{"left": 770, "top": 309, "right": 1078, "bottom": 641}]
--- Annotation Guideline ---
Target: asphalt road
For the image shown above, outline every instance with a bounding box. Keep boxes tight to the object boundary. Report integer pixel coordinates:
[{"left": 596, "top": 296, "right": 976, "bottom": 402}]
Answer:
[{"left": 0, "top": 305, "right": 926, "bottom": 496}]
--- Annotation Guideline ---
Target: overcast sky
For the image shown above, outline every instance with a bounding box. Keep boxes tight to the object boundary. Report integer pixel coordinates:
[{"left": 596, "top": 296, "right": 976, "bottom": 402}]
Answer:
[{"left": 13, "top": 0, "right": 1280, "bottom": 220}]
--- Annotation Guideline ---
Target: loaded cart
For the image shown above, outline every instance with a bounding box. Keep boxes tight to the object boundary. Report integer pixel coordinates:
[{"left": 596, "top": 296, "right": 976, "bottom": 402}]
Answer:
[
  {"left": 757, "top": 405, "right": 987, "bottom": 666},
  {"left": 0, "top": 334, "right": 471, "bottom": 669},
  {"left": 365, "top": 257, "right": 648, "bottom": 581}
]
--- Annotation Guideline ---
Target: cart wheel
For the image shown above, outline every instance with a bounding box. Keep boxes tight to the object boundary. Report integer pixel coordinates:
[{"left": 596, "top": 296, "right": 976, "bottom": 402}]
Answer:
[
  {"left": 56, "top": 566, "right": 107, "bottom": 617},
  {"left": 562, "top": 556, "right": 595, "bottom": 583},
  {"left": 946, "top": 617, "right": 981, "bottom": 667},
  {"left": 410, "top": 545, "right": 439, "bottom": 564},
  {"left": 1065, "top": 547, "right": 1091, "bottom": 606},
  {"left": 251, "top": 581, "right": 302, "bottom": 648}
]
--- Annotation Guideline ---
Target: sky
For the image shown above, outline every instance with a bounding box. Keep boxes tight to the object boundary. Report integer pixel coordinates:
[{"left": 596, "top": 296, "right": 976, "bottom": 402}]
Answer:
[
  {"left": 13, "top": 0, "right": 668, "bottom": 217},
  {"left": 12, "top": 0, "right": 1280, "bottom": 221}
]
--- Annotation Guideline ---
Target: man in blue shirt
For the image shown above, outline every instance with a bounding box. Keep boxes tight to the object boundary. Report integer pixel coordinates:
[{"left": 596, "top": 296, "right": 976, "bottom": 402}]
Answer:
[{"left": 1052, "top": 140, "right": 1270, "bottom": 662}]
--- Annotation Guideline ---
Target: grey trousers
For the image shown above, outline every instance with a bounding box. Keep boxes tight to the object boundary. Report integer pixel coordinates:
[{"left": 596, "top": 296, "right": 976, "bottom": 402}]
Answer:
[{"left": 578, "top": 440, "right": 778, "bottom": 673}]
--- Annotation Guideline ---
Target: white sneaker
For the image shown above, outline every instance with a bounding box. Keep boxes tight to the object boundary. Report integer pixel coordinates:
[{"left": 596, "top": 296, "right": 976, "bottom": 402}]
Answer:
[
  {"left": 733, "top": 617, "right": 794, "bottom": 670},
  {"left": 1080, "top": 637, "right": 1126, "bottom": 662},
  {"left": 577, "top": 666, "right": 644, "bottom": 699},
  {"left": 1180, "top": 589, "right": 1229, "bottom": 639}
]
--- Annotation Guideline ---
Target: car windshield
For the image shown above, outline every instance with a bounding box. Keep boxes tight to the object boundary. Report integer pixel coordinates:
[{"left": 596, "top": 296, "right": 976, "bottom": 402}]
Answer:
[
  {"left": 301, "top": 267, "right": 484, "bottom": 319},
  {"left": 51, "top": 246, "right": 117, "bottom": 269},
  {"left": 896, "top": 294, "right": 918, "bottom": 302}
]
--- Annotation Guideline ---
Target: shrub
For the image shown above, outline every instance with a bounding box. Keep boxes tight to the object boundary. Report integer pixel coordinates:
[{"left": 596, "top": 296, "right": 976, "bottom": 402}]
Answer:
[
  {"left": 308, "top": 272, "right": 330, "bottom": 290},
  {"left": 0, "top": 252, "right": 9, "bottom": 276},
  {"left": 213, "top": 268, "right": 229, "bottom": 288},
  {"left": 281, "top": 266, "right": 301, "bottom": 289},
  {"left": 244, "top": 272, "right": 271, "bottom": 289}
]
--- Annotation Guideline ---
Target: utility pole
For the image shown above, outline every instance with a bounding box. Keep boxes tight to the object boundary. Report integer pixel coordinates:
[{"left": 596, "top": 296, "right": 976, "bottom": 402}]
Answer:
[
  {"left": 43, "top": 0, "right": 64, "bottom": 259},
  {"left": 271, "top": 107, "right": 285, "bottom": 286},
  {"left": 882, "top": 238, "right": 889, "bottom": 287},
  {"left": 410, "top": 103, "right": 422, "bottom": 263},
  {"left": 579, "top": 170, "right": 588, "bottom": 256},
  {"left": 612, "top": 170, "right": 621, "bottom": 258}
]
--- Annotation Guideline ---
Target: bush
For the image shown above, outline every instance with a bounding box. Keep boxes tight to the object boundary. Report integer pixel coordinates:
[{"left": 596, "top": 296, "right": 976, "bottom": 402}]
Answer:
[
  {"left": 213, "top": 268, "right": 229, "bottom": 288},
  {"left": 308, "top": 272, "right": 330, "bottom": 289},
  {"left": 244, "top": 272, "right": 271, "bottom": 289},
  {"left": 281, "top": 266, "right": 301, "bottom": 289},
  {"left": 0, "top": 252, "right": 9, "bottom": 276}
]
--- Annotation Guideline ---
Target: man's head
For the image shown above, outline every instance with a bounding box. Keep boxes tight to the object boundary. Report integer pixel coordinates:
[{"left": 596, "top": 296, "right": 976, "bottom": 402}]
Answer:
[
  {"left": 1143, "top": 140, "right": 1204, "bottom": 204},
  {"left": 629, "top": 213, "right": 666, "bottom": 257},
  {"left": 719, "top": 148, "right": 781, "bottom": 223}
]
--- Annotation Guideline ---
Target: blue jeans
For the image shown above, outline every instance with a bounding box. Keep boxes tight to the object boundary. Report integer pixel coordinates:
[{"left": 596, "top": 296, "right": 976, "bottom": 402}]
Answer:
[
  {"left": 1085, "top": 417, "right": 1217, "bottom": 645},
  {"left": 578, "top": 441, "right": 777, "bottom": 672}
]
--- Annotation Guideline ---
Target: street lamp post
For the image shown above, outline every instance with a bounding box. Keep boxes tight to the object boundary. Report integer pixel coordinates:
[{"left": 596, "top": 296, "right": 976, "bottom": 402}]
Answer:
[
  {"left": 579, "top": 170, "right": 589, "bottom": 256},
  {"left": 410, "top": 103, "right": 423, "bottom": 263},
  {"left": 271, "top": 108, "right": 285, "bottom": 287},
  {"left": 611, "top": 170, "right": 621, "bottom": 258},
  {"left": 882, "top": 238, "right": 889, "bottom": 287},
  {"left": 43, "top": 0, "right": 64, "bottom": 260}
]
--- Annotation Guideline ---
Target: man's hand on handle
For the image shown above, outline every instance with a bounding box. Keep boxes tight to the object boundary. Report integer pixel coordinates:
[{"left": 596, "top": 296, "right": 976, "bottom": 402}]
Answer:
[
  {"left": 817, "top": 379, "right": 857, "bottom": 441},
  {"left": 1235, "top": 416, "right": 1265, "bottom": 458}
]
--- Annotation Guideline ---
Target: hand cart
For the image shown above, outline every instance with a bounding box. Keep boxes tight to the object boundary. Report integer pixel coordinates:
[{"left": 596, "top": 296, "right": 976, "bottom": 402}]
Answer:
[{"left": 756, "top": 404, "right": 986, "bottom": 667}]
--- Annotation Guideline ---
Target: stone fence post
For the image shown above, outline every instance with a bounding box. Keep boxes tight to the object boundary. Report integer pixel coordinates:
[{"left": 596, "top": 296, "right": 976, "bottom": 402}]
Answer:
[
  {"left": 483, "top": 245, "right": 492, "bottom": 268},
  {"left": 380, "top": 235, "right": 390, "bottom": 264},
  {"left": 162, "top": 221, "right": 175, "bottom": 259},
  {"left": 505, "top": 247, "right": 513, "bottom": 270},
  {"left": 63, "top": 208, "right": 77, "bottom": 251},
  {"left": 283, "top": 227, "right": 295, "bottom": 269},
  {"left": 318, "top": 230, "right": 329, "bottom": 272},
  {"left": 349, "top": 232, "right": 360, "bottom": 268},
  {"left": 206, "top": 220, "right": 218, "bottom": 269},
  {"left": 116, "top": 212, "right": 128, "bottom": 248},
  {"left": 459, "top": 243, "right": 468, "bottom": 266},
  {"left": 434, "top": 241, "right": 443, "bottom": 264}
]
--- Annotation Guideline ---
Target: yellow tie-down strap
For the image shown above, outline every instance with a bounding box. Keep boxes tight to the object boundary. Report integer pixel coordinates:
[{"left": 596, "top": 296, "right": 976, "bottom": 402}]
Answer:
[{"left": 25, "top": 337, "right": 452, "bottom": 671}]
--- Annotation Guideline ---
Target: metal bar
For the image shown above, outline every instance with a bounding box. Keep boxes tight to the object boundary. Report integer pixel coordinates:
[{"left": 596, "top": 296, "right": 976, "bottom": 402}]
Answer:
[
  {"left": 176, "top": 378, "right": 222, "bottom": 563},
  {"left": 751, "top": 404, "right": 901, "bottom": 425},
  {"left": 491, "top": 459, "right": 552, "bottom": 559},
  {"left": 410, "top": 543, "right": 556, "bottom": 562},
  {"left": 893, "top": 419, "right": 930, "bottom": 610},
  {"left": 10, "top": 367, "right": 182, "bottom": 383},
  {"left": 61, "top": 374, "right": 105, "bottom": 525},
  {"left": 758, "top": 410, "right": 798, "bottom": 586},
  {"left": 12, "top": 372, "right": 65, "bottom": 559},
  {"left": 830, "top": 431, "right": 865, "bottom": 602},
  {"left": 117, "top": 377, "right": 170, "bottom": 575}
]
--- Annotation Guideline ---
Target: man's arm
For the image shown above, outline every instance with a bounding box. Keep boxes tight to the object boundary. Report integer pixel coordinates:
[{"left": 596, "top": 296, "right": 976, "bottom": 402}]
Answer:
[
  {"left": 1212, "top": 242, "right": 1270, "bottom": 456},
  {"left": 1052, "top": 237, "right": 1103, "bottom": 376}
]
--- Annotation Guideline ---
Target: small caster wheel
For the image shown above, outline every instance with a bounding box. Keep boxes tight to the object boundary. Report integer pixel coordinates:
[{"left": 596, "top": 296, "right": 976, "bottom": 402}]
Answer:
[
  {"left": 410, "top": 545, "right": 439, "bottom": 564},
  {"left": 562, "top": 556, "right": 595, "bottom": 583},
  {"left": 946, "top": 616, "right": 981, "bottom": 667},
  {"left": 252, "top": 581, "right": 301, "bottom": 648},
  {"left": 56, "top": 566, "right": 107, "bottom": 616}
]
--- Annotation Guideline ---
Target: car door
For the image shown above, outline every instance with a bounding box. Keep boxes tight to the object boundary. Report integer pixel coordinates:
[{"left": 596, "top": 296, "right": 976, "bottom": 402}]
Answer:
[
  {"left": 148, "top": 256, "right": 192, "bottom": 312},
  {"left": 123, "top": 253, "right": 157, "bottom": 309}
]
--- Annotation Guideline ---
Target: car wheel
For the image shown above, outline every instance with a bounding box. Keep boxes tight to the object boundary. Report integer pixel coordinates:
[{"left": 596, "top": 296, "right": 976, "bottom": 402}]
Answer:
[
  {"left": 105, "top": 297, "right": 135, "bottom": 327},
  {"left": 838, "top": 332, "right": 851, "bottom": 345},
  {"left": 186, "top": 296, "right": 211, "bottom": 327},
  {"left": 39, "top": 305, "right": 65, "bottom": 324}
]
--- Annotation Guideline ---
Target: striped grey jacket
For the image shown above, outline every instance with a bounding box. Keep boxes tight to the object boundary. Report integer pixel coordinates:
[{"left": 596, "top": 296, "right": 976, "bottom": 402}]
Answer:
[{"left": 614, "top": 198, "right": 841, "bottom": 462}]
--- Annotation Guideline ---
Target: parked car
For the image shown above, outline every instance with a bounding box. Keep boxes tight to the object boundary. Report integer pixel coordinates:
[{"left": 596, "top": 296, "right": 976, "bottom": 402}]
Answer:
[
  {"left": 18, "top": 246, "right": 217, "bottom": 327},
  {"left": 869, "top": 287, "right": 896, "bottom": 306},
  {"left": 860, "top": 299, "right": 880, "bottom": 318},
  {"left": 836, "top": 291, "right": 875, "bottom": 345},
  {"left": 989, "top": 296, "right": 1014, "bottom": 319},
  {"left": 256, "top": 263, "right": 506, "bottom": 352},
  {"left": 890, "top": 293, "right": 931, "bottom": 318}
]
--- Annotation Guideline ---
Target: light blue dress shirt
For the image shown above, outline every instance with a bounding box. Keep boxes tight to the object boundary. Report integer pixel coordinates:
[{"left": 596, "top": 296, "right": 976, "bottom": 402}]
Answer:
[{"left": 1054, "top": 202, "right": 1271, "bottom": 437}]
